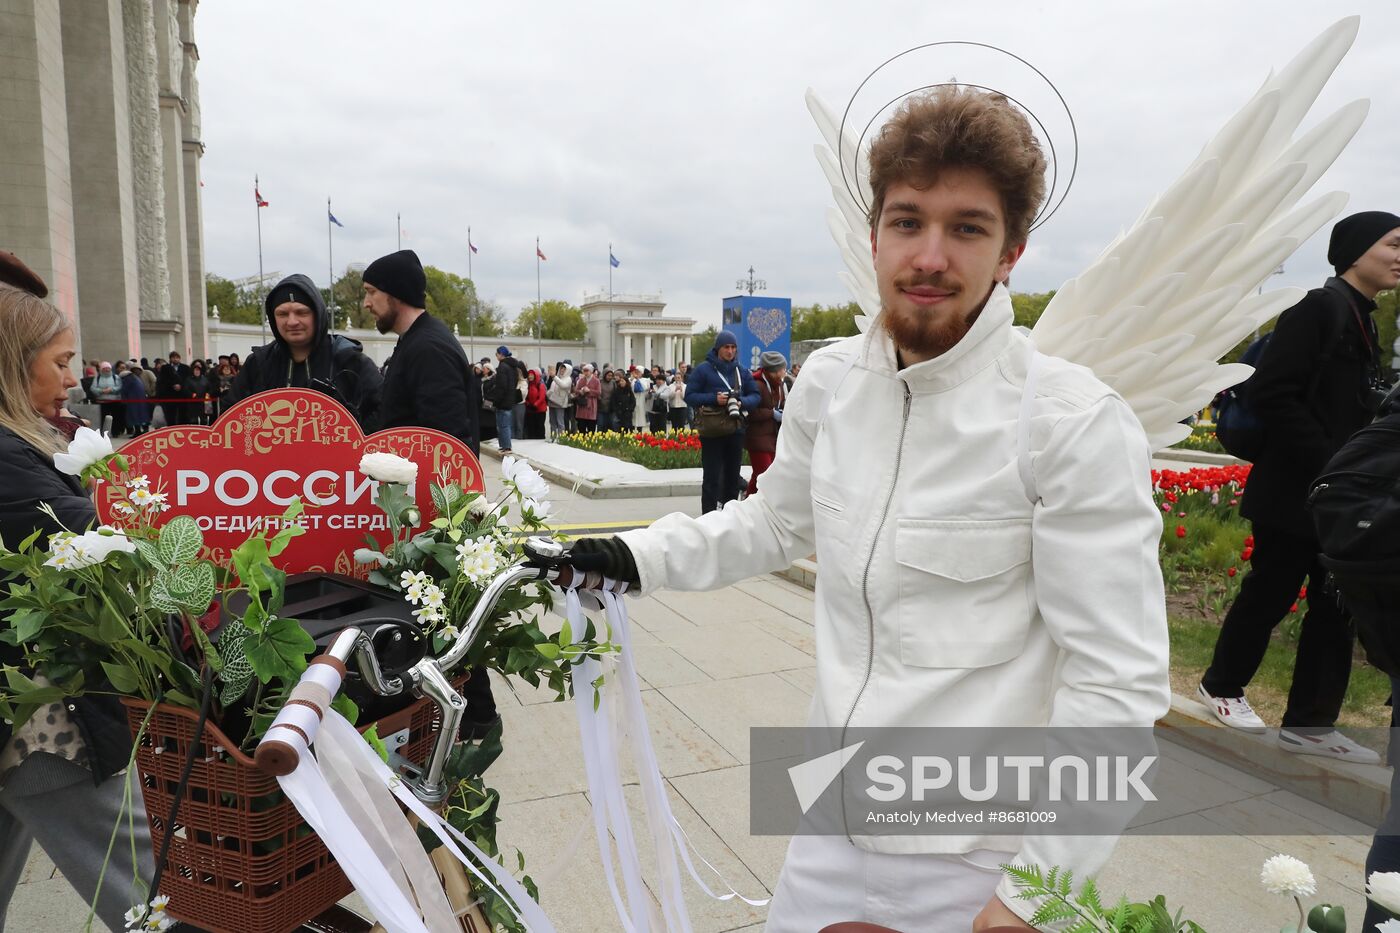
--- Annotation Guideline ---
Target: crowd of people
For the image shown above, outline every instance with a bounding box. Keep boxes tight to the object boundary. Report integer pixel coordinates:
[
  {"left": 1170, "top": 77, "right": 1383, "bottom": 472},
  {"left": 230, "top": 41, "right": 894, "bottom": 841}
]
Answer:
[{"left": 78, "top": 351, "right": 242, "bottom": 435}]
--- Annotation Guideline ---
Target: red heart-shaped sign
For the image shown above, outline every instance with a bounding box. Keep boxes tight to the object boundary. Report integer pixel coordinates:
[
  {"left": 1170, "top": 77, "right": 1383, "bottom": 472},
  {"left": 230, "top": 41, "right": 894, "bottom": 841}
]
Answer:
[{"left": 99, "top": 389, "right": 484, "bottom": 574}]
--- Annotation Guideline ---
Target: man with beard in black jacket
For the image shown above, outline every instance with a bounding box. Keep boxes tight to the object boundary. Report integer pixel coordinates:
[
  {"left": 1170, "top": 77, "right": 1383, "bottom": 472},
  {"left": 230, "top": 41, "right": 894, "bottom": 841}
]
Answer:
[
  {"left": 1201, "top": 211, "right": 1400, "bottom": 762},
  {"left": 226, "top": 273, "right": 383, "bottom": 429},
  {"left": 362, "top": 250, "right": 496, "bottom": 737},
  {"left": 363, "top": 250, "right": 481, "bottom": 455},
  {"left": 156, "top": 350, "right": 193, "bottom": 426}
]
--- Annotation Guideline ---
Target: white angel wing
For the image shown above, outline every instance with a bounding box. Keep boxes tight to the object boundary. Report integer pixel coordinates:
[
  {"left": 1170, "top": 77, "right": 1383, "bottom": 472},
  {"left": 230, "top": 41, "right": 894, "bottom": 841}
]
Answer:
[
  {"left": 806, "top": 89, "right": 879, "bottom": 332},
  {"left": 1033, "top": 16, "right": 1367, "bottom": 449},
  {"left": 807, "top": 17, "right": 1368, "bottom": 450}
]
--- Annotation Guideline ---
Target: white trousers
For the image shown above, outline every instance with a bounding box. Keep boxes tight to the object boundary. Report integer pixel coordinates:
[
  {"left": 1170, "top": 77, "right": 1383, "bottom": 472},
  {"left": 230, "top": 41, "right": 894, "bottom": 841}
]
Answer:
[{"left": 764, "top": 835, "right": 1015, "bottom": 933}]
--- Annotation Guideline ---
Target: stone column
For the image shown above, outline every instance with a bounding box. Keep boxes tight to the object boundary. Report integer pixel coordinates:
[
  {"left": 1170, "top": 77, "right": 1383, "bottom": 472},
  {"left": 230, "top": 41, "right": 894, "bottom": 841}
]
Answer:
[
  {"left": 683, "top": 336, "right": 691, "bottom": 366},
  {"left": 622, "top": 333, "right": 632, "bottom": 366},
  {"left": 123, "top": 0, "right": 175, "bottom": 358},
  {"left": 643, "top": 334, "right": 652, "bottom": 370},
  {"left": 60, "top": 0, "right": 141, "bottom": 362},
  {"left": 154, "top": 0, "right": 190, "bottom": 356},
  {"left": 178, "top": 0, "right": 205, "bottom": 358},
  {"left": 0, "top": 0, "right": 81, "bottom": 330}
]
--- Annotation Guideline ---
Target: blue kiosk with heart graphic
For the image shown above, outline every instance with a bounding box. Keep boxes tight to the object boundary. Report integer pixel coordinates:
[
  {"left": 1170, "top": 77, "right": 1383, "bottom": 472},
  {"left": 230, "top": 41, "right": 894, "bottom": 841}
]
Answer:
[{"left": 721, "top": 295, "right": 792, "bottom": 373}]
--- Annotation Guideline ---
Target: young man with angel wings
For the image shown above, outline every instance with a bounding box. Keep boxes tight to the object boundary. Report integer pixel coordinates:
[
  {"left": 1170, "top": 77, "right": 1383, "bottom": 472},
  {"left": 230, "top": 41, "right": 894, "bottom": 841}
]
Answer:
[{"left": 566, "top": 18, "right": 1368, "bottom": 931}]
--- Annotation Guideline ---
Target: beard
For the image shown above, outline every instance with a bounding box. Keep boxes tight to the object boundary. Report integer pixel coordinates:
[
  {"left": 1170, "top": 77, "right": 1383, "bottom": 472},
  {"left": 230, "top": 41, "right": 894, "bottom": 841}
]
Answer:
[
  {"left": 373, "top": 306, "right": 397, "bottom": 334},
  {"left": 880, "top": 278, "right": 993, "bottom": 359}
]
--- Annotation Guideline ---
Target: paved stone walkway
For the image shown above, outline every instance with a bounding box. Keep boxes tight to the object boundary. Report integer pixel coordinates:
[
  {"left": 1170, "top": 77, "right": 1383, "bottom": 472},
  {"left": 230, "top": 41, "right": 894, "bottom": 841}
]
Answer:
[{"left": 10, "top": 454, "right": 1379, "bottom": 931}]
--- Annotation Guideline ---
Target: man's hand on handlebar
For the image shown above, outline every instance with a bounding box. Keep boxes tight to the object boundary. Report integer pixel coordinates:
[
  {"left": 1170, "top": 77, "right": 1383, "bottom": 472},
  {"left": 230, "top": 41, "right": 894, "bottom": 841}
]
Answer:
[{"left": 565, "top": 537, "right": 641, "bottom": 587}]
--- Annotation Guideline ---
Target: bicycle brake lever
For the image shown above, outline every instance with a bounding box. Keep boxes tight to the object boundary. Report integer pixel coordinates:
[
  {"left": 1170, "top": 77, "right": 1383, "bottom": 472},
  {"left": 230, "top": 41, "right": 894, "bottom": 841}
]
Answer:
[{"left": 522, "top": 535, "right": 571, "bottom": 571}]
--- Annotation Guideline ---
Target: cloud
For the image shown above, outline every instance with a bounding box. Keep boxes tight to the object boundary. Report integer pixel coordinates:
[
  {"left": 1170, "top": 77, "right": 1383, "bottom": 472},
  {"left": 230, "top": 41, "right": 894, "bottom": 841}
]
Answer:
[{"left": 196, "top": 2, "right": 1400, "bottom": 329}]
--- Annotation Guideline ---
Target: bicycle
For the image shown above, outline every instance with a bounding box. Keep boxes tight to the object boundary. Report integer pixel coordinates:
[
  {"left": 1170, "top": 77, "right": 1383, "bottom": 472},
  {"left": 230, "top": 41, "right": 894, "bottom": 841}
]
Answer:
[{"left": 154, "top": 537, "right": 599, "bottom": 933}]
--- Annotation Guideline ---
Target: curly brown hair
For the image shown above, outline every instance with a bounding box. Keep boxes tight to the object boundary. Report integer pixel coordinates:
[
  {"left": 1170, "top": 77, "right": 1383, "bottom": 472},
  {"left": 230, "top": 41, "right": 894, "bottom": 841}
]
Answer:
[{"left": 866, "top": 86, "right": 1047, "bottom": 248}]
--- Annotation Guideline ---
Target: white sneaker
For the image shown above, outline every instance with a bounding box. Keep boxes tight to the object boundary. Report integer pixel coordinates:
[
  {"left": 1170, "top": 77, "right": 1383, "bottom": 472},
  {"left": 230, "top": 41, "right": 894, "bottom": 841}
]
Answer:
[
  {"left": 1197, "top": 684, "right": 1267, "bottom": 733},
  {"left": 1277, "top": 728, "right": 1382, "bottom": 764}
]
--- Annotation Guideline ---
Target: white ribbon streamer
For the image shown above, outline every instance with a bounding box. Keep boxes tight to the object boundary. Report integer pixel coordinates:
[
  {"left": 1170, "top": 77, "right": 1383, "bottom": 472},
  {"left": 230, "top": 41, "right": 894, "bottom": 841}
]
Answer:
[{"left": 559, "top": 580, "right": 770, "bottom": 933}]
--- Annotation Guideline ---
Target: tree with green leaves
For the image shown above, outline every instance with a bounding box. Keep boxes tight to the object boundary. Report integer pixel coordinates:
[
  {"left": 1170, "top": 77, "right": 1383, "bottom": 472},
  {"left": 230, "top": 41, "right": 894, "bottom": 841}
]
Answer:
[
  {"left": 1010, "top": 290, "right": 1056, "bottom": 330},
  {"left": 791, "top": 302, "right": 862, "bottom": 342},
  {"left": 204, "top": 274, "right": 262, "bottom": 325},
  {"left": 691, "top": 325, "right": 718, "bottom": 365},
  {"left": 509, "top": 300, "right": 586, "bottom": 341}
]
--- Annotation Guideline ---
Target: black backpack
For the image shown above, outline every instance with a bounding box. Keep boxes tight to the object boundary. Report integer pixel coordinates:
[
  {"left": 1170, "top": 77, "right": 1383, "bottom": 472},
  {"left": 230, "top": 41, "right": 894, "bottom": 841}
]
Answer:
[
  {"left": 1307, "top": 384, "right": 1400, "bottom": 675},
  {"left": 1213, "top": 334, "right": 1273, "bottom": 460},
  {"left": 1214, "top": 282, "right": 1355, "bottom": 462}
]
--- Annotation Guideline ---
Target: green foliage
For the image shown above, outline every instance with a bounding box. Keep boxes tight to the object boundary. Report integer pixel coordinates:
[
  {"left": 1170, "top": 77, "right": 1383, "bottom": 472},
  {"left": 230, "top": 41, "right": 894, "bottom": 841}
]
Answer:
[
  {"left": 1002, "top": 863, "right": 1206, "bottom": 932},
  {"left": 790, "top": 302, "right": 862, "bottom": 342},
  {"left": 1010, "top": 290, "right": 1056, "bottom": 329},
  {"left": 205, "top": 274, "right": 262, "bottom": 325},
  {"left": 510, "top": 299, "right": 587, "bottom": 341},
  {"left": 692, "top": 325, "right": 717, "bottom": 364}
]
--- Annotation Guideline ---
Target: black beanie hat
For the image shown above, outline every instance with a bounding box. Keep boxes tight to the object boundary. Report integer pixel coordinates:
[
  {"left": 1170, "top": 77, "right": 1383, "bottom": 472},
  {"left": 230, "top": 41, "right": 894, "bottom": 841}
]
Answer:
[
  {"left": 264, "top": 278, "right": 319, "bottom": 316},
  {"left": 1327, "top": 211, "right": 1400, "bottom": 275},
  {"left": 363, "top": 249, "right": 427, "bottom": 308}
]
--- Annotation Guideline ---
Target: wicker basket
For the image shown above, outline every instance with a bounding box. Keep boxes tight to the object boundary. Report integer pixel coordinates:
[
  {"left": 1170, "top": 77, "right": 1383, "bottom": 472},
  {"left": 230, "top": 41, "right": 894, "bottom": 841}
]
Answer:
[{"left": 123, "top": 692, "right": 447, "bottom": 933}]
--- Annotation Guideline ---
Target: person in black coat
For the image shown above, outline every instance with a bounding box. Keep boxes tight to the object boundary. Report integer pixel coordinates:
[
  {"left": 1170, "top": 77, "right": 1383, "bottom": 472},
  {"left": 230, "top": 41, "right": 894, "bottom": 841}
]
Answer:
[
  {"left": 1201, "top": 211, "right": 1400, "bottom": 761},
  {"left": 363, "top": 251, "right": 481, "bottom": 455},
  {"left": 361, "top": 251, "right": 496, "bottom": 737},
  {"left": 0, "top": 281, "right": 154, "bottom": 931},
  {"left": 155, "top": 350, "right": 193, "bottom": 426},
  {"left": 226, "top": 273, "right": 383, "bottom": 430}
]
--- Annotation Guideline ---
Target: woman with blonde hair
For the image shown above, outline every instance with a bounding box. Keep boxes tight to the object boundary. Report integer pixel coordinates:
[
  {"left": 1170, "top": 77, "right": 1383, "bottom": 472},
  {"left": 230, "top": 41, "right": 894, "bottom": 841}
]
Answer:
[{"left": 0, "top": 283, "right": 154, "bottom": 930}]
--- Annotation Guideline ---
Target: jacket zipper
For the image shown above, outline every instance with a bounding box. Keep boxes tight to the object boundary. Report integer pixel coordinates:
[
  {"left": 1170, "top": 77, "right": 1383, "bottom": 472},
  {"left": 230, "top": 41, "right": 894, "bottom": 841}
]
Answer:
[{"left": 837, "top": 379, "right": 912, "bottom": 841}]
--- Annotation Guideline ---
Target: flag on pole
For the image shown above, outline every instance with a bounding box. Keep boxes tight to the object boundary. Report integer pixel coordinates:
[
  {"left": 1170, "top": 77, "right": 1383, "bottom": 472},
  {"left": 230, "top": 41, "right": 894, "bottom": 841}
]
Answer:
[
  {"left": 255, "top": 185, "right": 269, "bottom": 207},
  {"left": 328, "top": 209, "right": 344, "bottom": 228},
  {"left": 610, "top": 251, "right": 620, "bottom": 268},
  {"left": 537, "top": 245, "right": 547, "bottom": 261},
  {"left": 469, "top": 235, "right": 478, "bottom": 254}
]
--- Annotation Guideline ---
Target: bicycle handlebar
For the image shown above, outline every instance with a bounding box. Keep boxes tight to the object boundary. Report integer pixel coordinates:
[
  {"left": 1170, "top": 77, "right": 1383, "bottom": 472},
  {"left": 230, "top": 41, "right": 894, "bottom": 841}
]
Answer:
[{"left": 254, "top": 537, "right": 615, "bottom": 789}]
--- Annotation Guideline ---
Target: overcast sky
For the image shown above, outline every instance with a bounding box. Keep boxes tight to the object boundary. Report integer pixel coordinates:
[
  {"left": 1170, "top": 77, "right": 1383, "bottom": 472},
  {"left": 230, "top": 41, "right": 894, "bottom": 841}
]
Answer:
[{"left": 195, "top": 2, "right": 1400, "bottom": 331}]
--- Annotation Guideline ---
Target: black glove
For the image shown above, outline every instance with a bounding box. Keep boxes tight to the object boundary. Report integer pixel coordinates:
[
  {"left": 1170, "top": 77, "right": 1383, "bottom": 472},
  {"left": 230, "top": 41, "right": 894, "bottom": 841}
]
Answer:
[{"left": 569, "top": 537, "right": 640, "bottom": 586}]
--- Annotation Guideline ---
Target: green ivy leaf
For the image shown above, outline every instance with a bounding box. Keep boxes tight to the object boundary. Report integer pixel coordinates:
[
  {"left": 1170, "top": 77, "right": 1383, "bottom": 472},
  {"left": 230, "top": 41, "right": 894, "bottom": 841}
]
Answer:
[
  {"left": 166, "top": 563, "right": 217, "bottom": 614},
  {"left": 330, "top": 692, "right": 359, "bottom": 724},
  {"left": 157, "top": 515, "right": 203, "bottom": 564},
  {"left": 245, "top": 616, "right": 315, "bottom": 683},
  {"left": 362, "top": 723, "right": 389, "bottom": 763}
]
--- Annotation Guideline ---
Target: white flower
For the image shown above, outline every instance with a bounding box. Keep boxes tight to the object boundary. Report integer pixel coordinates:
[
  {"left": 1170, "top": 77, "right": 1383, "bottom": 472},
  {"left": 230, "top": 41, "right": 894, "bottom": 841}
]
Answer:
[
  {"left": 1260, "top": 853, "right": 1315, "bottom": 897},
  {"left": 113, "top": 502, "right": 135, "bottom": 517},
  {"left": 412, "top": 605, "right": 443, "bottom": 626},
  {"left": 521, "top": 497, "right": 552, "bottom": 521},
  {"left": 353, "top": 548, "right": 391, "bottom": 568},
  {"left": 1368, "top": 871, "right": 1400, "bottom": 916},
  {"left": 455, "top": 536, "right": 503, "bottom": 586},
  {"left": 359, "top": 452, "right": 418, "bottom": 485},
  {"left": 465, "top": 494, "right": 491, "bottom": 521},
  {"left": 421, "top": 584, "right": 445, "bottom": 610},
  {"left": 501, "top": 456, "right": 549, "bottom": 501},
  {"left": 130, "top": 487, "right": 160, "bottom": 510},
  {"left": 127, "top": 475, "right": 150, "bottom": 490},
  {"left": 439, "top": 624, "right": 460, "bottom": 640},
  {"left": 53, "top": 426, "right": 114, "bottom": 476},
  {"left": 44, "top": 527, "right": 133, "bottom": 570},
  {"left": 149, "top": 895, "right": 169, "bottom": 911},
  {"left": 124, "top": 904, "right": 143, "bottom": 928}
]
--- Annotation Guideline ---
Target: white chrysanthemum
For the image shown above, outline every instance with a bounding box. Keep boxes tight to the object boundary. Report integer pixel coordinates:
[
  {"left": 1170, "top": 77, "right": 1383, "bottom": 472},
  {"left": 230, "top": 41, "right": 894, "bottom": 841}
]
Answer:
[
  {"left": 45, "top": 528, "right": 132, "bottom": 570},
  {"left": 1260, "top": 854, "right": 1315, "bottom": 897},
  {"left": 113, "top": 502, "right": 135, "bottom": 516},
  {"left": 149, "top": 895, "right": 169, "bottom": 912},
  {"left": 359, "top": 451, "right": 418, "bottom": 485},
  {"left": 1368, "top": 871, "right": 1400, "bottom": 916},
  {"left": 127, "top": 475, "right": 150, "bottom": 490},
  {"left": 129, "top": 487, "right": 159, "bottom": 509},
  {"left": 521, "top": 497, "right": 552, "bottom": 521},
  {"left": 501, "top": 456, "right": 549, "bottom": 501},
  {"left": 353, "top": 548, "right": 390, "bottom": 567},
  {"left": 53, "top": 426, "right": 113, "bottom": 476}
]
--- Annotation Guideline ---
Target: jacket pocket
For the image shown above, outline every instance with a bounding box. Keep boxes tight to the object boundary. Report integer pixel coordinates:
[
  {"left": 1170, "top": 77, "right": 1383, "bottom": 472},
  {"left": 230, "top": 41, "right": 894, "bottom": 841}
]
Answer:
[
  {"left": 895, "top": 518, "right": 1032, "bottom": 668},
  {"left": 810, "top": 481, "right": 845, "bottom": 523}
]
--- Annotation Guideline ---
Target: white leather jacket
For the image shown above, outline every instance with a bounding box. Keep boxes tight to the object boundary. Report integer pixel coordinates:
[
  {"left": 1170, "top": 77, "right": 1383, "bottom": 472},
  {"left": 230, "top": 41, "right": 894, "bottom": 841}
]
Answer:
[{"left": 619, "top": 285, "right": 1170, "bottom": 917}]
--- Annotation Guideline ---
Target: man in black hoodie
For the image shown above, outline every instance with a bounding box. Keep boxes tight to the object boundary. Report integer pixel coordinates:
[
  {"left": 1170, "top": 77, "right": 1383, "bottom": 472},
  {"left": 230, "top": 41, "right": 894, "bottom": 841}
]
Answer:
[{"left": 227, "top": 273, "right": 383, "bottom": 429}]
